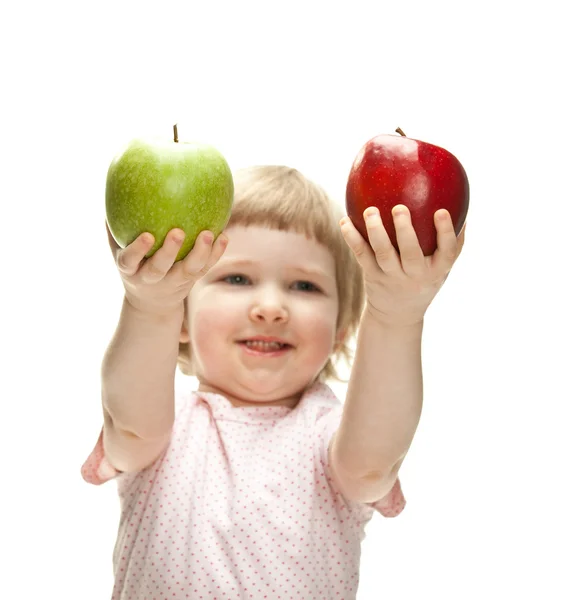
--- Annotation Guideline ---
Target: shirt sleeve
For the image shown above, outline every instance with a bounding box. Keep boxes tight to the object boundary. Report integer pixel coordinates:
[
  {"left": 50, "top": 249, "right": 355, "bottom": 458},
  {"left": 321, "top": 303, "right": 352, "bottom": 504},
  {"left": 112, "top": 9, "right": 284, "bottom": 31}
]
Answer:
[
  {"left": 80, "top": 427, "right": 122, "bottom": 486},
  {"left": 81, "top": 377, "right": 192, "bottom": 486},
  {"left": 317, "top": 407, "right": 406, "bottom": 518},
  {"left": 368, "top": 478, "right": 406, "bottom": 517}
]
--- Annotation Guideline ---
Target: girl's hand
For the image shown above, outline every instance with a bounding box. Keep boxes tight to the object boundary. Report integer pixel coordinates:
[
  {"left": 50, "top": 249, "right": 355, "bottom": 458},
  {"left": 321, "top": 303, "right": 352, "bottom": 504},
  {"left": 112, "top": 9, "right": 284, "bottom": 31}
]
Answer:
[
  {"left": 106, "top": 222, "right": 228, "bottom": 317},
  {"left": 340, "top": 205, "right": 465, "bottom": 328}
]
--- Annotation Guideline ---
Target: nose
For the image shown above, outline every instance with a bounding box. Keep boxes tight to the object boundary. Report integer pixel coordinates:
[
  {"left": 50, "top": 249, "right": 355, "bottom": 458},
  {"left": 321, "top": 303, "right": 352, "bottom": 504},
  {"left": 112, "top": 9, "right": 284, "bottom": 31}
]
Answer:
[{"left": 249, "top": 285, "right": 289, "bottom": 324}]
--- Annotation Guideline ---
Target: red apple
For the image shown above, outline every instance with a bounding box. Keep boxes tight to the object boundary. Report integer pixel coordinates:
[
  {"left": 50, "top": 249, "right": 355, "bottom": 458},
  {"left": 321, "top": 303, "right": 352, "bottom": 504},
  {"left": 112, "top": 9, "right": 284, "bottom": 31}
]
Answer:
[{"left": 345, "top": 128, "right": 469, "bottom": 256}]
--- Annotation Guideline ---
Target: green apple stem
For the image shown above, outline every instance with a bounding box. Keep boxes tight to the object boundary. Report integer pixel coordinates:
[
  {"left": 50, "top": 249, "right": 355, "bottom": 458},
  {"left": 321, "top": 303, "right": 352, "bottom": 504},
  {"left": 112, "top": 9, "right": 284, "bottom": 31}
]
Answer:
[
  {"left": 173, "top": 124, "right": 179, "bottom": 143},
  {"left": 395, "top": 127, "right": 406, "bottom": 136}
]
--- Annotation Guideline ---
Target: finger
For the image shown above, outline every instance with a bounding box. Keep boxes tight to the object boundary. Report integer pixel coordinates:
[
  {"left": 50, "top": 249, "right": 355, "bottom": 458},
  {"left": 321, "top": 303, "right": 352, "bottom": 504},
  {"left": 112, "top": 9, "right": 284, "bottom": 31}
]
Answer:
[
  {"left": 138, "top": 229, "right": 185, "bottom": 283},
  {"left": 339, "top": 216, "right": 381, "bottom": 277},
  {"left": 392, "top": 205, "right": 425, "bottom": 275},
  {"left": 179, "top": 230, "right": 218, "bottom": 279},
  {"left": 177, "top": 231, "right": 229, "bottom": 280},
  {"left": 431, "top": 209, "right": 458, "bottom": 272},
  {"left": 116, "top": 232, "right": 155, "bottom": 277},
  {"left": 175, "top": 232, "right": 229, "bottom": 283},
  {"left": 202, "top": 232, "right": 229, "bottom": 271},
  {"left": 363, "top": 207, "right": 402, "bottom": 275}
]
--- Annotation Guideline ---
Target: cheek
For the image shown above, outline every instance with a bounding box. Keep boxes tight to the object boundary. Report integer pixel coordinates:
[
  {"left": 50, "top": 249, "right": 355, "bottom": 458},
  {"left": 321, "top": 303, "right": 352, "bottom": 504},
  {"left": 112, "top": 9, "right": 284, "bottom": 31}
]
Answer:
[
  {"left": 295, "top": 304, "right": 338, "bottom": 352},
  {"left": 190, "top": 295, "right": 239, "bottom": 357},
  {"left": 193, "top": 306, "right": 233, "bottom": 342}
]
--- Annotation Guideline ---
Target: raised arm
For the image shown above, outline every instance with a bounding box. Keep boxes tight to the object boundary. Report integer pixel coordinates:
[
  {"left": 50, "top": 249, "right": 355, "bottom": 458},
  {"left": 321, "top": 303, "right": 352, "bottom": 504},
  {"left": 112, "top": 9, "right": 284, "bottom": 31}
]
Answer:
[
  {"left": 330, "top": 315, "right": 423, "bottom": 502},
  {"left": 98, "top": 224, "right": 228, "bottom": 474},
  {"left": 330, "top": 205, "right": 464, "bottom": 502},
  {"left": 100, "top": 299, "right": 183, "bottom": 472}
]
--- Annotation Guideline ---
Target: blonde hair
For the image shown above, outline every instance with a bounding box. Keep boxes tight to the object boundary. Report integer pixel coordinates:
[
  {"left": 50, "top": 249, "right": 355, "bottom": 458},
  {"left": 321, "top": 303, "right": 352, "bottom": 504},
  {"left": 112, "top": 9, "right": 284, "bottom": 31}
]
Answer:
[{"left": 177, "top": 165, "right": 365, "bottom": 383}]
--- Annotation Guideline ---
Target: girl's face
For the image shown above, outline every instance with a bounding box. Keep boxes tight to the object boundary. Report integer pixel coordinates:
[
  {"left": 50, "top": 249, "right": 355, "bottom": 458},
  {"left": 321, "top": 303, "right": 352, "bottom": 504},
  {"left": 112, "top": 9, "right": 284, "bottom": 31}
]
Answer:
[{"left": 186, "top": 225, "right": 341, "bottom": 408}]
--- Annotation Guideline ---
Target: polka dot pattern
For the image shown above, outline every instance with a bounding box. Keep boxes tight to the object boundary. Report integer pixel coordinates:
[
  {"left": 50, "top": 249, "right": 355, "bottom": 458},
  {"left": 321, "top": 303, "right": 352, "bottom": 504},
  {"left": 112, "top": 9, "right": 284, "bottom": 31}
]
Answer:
[{"left": 82, "top": 381, "right": 405, "bottom": 598}]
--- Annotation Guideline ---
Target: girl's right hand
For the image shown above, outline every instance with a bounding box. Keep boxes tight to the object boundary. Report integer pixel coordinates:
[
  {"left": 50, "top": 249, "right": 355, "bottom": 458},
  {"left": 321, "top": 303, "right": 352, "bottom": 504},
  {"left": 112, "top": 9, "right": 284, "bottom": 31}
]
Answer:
[{"left": 106, "top": 222, "right": 228, "bottom": 317}]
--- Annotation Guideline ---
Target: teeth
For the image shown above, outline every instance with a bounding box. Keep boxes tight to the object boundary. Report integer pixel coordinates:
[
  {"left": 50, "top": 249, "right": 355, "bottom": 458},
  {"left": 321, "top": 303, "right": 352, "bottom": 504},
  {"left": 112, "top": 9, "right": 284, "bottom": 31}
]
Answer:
[{"left": 244, "top": 340, "right": 285, "bottom": 351}]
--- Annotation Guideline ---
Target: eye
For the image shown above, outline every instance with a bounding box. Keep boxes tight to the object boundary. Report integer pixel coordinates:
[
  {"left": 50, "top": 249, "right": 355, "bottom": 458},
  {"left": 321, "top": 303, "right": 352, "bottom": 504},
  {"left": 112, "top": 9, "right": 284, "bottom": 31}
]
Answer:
[
  {"left": 293, "top": 280, "right": 320, "bottom": 293},
  {"left": 223, "top": 274, "right": 250, "bottom": 285}
]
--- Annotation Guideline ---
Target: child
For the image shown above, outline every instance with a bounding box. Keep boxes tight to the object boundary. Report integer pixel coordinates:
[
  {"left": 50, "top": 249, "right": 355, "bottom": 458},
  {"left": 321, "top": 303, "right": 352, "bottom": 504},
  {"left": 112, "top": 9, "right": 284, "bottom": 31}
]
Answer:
[{"left": 82, "top": 165, "right": 465, "bottom": 599}]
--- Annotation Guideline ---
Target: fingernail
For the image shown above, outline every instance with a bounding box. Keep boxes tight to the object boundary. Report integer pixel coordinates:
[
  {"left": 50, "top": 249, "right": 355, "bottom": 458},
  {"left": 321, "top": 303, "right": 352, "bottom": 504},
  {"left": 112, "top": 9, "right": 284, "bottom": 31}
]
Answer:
[
  {"left": 365, "top": 208, "right": 379, "bottom": 219},
  {"left": 203, "top": 232, "right": 214, "bottom": 244}
]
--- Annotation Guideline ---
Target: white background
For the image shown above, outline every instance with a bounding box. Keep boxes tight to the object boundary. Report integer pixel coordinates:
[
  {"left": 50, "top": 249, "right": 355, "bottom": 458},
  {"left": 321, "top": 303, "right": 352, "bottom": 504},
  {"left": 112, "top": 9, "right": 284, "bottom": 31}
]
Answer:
[{"left": 1, "top": 0, "right": 571, "bottom": 598}]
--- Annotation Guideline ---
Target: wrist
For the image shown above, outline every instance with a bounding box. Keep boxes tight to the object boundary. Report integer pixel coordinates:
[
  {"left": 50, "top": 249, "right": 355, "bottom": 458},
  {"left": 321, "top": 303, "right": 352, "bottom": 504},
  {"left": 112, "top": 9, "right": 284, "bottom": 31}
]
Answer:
[
  {"left": 364, "top": 302, "right": 425, "bottom": 332},
  {"left": 123, "top": 295, "right": 185, "bottom": 323}
]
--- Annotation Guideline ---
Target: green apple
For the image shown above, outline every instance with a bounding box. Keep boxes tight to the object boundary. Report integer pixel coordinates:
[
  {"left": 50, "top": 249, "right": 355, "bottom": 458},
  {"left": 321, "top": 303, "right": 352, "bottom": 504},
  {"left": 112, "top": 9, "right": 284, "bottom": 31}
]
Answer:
[{"left": 105, "top": 125, "right": 234, "bottom": 261}]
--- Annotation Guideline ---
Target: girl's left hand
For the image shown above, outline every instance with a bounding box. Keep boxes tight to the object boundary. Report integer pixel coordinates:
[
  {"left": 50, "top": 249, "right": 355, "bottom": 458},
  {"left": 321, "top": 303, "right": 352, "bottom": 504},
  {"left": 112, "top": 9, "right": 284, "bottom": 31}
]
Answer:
[{"left": 340, "top": 205, "right": 466, "bottom": 328}]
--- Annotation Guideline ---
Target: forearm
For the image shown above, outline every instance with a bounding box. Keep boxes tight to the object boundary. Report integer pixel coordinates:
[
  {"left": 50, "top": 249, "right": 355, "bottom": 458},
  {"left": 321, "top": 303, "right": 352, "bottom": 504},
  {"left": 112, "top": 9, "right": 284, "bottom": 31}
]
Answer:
[
  {"left": 101, "top": 296, "right": 184, "bottom": 439},
  {"left": 336, "top": 309, "right": 424, "bottom": 477}
]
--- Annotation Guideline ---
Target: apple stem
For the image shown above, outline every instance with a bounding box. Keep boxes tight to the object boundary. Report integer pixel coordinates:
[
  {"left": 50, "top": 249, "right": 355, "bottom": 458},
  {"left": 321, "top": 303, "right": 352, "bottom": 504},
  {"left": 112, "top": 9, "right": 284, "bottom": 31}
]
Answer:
[
  {"left": 173, "top": 124, "right": 179, "bottom": 143},
  {"left": 395, "top": 127, "right": 406, "bottom": 137}
]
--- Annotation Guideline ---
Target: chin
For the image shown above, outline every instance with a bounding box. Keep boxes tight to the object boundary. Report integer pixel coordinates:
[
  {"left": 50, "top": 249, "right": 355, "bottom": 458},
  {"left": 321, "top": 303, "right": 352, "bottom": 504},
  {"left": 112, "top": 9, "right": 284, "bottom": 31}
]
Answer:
[
  {"left": 240, "top": 380, "right": 291, "bottom": 399},
  {"left": 238, "top": 374, "right": 308, "bottom": 400}
]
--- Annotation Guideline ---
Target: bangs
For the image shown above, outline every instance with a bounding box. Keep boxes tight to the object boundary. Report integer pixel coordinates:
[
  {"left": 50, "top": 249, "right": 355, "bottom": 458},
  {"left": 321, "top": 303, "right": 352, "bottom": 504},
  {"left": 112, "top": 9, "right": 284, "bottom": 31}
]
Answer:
[{"left": 226, "top": 166, "right": 344, "bottom": 247}]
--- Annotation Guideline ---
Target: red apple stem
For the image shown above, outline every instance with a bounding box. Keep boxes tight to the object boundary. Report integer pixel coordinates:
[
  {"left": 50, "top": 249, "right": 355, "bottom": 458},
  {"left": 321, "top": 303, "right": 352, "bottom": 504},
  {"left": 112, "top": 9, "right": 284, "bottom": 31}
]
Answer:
[
  {"left": 395, "top": 127, "right": 406, "bottom": 136},
  {"left": 173, "top": 124, "right": 179, "bottom": 143}
]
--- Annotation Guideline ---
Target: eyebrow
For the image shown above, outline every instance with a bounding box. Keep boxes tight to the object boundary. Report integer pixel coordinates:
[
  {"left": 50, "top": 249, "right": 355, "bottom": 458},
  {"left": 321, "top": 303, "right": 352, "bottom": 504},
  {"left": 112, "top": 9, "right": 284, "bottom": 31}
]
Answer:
[{"left": 216, "top": 259, "right": 334, "bottom": 281}]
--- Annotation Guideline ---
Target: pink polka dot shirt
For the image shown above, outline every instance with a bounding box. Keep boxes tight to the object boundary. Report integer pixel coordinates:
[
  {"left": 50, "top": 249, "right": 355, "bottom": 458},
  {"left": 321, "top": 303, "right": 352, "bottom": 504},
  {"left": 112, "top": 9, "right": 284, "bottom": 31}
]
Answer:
[{"left": 82, "top": 380, "right": 405, "bottom": 599}]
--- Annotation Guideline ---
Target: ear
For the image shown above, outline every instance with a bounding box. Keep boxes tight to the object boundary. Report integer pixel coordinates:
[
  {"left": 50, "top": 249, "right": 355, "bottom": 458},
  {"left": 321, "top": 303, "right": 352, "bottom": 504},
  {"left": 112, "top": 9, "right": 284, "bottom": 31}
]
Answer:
[
  {"left": 334, "top": 327, "right": 348, "bottom": 351},
  {"left": 179, "top": 321, "right": 190, "bottom": 344},
  {"left": 180, "top": 324, "right": 190, "bottom": 344}
]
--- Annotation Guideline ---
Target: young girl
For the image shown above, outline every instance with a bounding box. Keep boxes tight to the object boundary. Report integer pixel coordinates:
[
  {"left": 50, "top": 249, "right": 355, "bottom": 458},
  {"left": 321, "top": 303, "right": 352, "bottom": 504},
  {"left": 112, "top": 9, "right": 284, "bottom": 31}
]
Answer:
[{"left": 82, "top": 165, "right": 465, "bottom": 599}]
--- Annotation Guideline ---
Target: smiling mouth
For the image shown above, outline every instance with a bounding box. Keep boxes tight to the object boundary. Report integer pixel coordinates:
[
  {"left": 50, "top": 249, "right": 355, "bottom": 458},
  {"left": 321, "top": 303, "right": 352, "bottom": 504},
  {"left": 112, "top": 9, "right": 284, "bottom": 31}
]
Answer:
[{"left": 238, "top": 340, "right": 292, "bottom": 353}]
